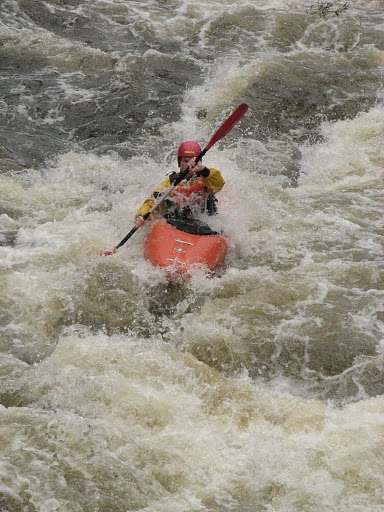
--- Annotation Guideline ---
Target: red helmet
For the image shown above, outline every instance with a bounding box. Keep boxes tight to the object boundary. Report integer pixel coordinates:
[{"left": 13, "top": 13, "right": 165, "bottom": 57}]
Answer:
[{"left": 177, "top": 141, "right": 201, "bottom": 158}]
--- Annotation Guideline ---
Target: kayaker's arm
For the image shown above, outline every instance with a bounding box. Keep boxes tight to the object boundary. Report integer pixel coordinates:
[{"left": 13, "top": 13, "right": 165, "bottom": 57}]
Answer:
[
  {"left": 200, "top": 167, "right": 225, "bottom": 194},
  {"left": 135, "top": 178, "right": 172, "bottom": 220}
]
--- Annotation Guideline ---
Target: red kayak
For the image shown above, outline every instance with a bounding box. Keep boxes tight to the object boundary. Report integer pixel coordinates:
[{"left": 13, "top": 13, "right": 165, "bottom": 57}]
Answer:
[{"left": 144, "top": 217, "right": 228, "bottom": 276}]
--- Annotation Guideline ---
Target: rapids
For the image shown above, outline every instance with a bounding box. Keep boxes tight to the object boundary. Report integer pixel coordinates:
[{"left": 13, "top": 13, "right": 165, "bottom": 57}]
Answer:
[{"left": 1, "top": 1, "right": 384, "bottom": 511}]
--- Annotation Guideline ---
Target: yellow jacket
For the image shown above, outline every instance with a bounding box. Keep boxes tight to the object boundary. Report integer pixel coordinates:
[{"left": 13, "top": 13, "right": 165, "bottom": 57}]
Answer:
[{"left": 136, "top": 168, "right": 224, "bottom": 218}]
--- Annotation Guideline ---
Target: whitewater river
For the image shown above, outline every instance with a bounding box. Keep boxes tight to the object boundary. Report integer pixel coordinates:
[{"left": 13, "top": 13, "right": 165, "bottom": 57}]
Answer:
[{"left": 1, "top": 0, "right": 384, "bottom": 510}]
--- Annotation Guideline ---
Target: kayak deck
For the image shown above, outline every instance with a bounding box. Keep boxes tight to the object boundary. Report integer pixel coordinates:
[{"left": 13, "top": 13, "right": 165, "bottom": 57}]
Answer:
[{"left": 144, "top": 218, "right": 227, "bottom": 275}]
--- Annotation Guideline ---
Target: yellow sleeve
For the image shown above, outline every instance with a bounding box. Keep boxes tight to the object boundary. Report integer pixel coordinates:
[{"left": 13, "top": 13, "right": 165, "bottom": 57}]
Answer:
[
  {"left": 135, "top": 177, "right": 172, "bottom": 217},
  {"left": 202, "top": 168, "right": 225, "bottom": 194}
]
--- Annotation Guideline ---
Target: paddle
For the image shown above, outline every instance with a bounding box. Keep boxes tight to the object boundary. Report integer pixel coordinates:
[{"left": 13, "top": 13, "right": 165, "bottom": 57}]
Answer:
[{"left": 101, "top": 103, "right": 249, "bottom": 256}]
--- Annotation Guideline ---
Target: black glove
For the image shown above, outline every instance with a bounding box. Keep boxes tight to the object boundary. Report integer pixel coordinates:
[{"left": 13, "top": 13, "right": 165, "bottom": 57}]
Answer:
[
  {"left": 169, "top": 172, "right": 179, "bottom": 184},
  {"left": 198, "top": 167, "right": 210, "bottom": 178}
]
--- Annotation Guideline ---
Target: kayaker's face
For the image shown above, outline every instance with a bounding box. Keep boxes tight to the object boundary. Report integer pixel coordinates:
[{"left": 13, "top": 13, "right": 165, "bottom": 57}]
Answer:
[{"left": 179, "top": 156, "right": 194, "bottom": 173}]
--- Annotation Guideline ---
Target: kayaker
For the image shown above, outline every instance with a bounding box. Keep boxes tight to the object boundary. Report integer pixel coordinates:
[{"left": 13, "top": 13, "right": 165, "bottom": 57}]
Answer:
[{"left": 134, "top": 141, "right": 225, "bottom": 228}]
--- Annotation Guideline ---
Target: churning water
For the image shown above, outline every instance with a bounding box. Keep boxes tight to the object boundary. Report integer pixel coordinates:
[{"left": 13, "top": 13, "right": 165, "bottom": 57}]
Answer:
[{"left": 1, "top": 0, "right": 384, "bottom": 510}]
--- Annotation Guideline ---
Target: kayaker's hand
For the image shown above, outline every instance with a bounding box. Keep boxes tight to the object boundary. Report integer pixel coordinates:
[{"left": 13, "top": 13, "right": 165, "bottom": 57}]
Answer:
[
  {"left": 134, "top": 215, "right": 145, "bottom": 228},
  {"left": 169, "top": 172, "right": 179, "bottom": 184},
  {"left": 186, "top": 158, "right": 204, "bottom": 178}
]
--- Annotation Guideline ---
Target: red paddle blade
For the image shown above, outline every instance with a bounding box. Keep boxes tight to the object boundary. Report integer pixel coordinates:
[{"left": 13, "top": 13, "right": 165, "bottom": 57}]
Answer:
[
  {"left": 100, "top": 248, "right": 117, "bottom": 257},
  {"left": 206, "top": 103, "right": 248, "bottom": 150}
]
